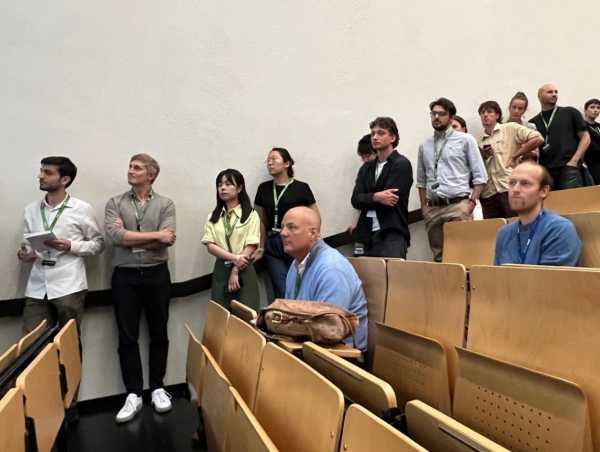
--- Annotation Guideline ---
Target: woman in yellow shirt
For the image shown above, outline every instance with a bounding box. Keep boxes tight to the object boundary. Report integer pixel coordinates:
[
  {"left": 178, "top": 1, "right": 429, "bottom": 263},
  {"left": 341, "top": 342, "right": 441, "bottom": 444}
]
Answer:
[{"left": 202, "top": 169, "right": 261, "bottom": 310}]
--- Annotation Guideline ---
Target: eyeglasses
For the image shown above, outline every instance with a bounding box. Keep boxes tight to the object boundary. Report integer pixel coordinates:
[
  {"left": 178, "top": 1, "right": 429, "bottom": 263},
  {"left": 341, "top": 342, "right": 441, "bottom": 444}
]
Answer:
[{"left": 430, "top": 111, "right": 449, "bottom": 118}]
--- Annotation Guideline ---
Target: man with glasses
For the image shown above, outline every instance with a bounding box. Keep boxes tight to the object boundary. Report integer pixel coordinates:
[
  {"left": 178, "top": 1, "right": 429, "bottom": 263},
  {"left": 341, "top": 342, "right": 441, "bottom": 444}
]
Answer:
[
  {"left": 417, "top": 98, "right": 488, "bottom": 261},
  {"left": 530, "top": 83, "right": 590, "bottom": 190}
]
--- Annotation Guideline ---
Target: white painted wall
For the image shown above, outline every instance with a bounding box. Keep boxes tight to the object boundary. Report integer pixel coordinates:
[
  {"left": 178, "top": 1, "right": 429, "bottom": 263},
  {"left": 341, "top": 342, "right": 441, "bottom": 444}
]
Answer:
[{"left": 2, "top": 0, "right": 599, "bottom": 300}]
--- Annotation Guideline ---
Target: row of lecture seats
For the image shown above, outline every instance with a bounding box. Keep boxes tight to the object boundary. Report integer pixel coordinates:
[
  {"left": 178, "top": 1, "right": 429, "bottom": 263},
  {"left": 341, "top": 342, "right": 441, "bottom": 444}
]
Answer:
[
  {"left": 443, "top": 211, "right": 600, "bottom": 268},
  {"left": 0, "top": 319, "right": 81, "bottom": 452},
  {"left": 188, "top": 301, "right": 506, "bottom": 451},
  {"left": 348, "top": 257, "right": 599, "bottom": 451}
]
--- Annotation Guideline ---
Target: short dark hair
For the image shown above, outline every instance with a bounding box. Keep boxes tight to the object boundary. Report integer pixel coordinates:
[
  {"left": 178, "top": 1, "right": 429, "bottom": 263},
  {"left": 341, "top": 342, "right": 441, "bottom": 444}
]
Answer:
[
  {"left": 453, "top": 115, "right": 468, "bottom": 132},
  {"left": 369, "top": 117, "right": 399, "bottom": 148},
  {"left": 429, "top": 98, "right": 457, "bottom": 117},
  {"left": 356, "top": 134, "right": 375, "bottom": 156},
  {"left": 40, "top": 156, "right": 77, "bottom": 188},
  {"left": 478, "top": 100, "right": 503, "bottom": 123},
  {"left": 584, "top": 98, "right": 600, "bottom": 110},
  {"left": 510, "top": 91, "right": 529, "bottom": 110},
  {"left": 270, "top": 147, "right": 295, "bottom": 178}
]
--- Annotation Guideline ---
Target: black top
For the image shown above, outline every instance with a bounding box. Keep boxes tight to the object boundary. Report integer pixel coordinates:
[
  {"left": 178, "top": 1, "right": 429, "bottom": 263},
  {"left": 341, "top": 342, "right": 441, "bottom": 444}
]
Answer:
[
  {"left": 530, "top": 106, "right": 587, "bottom": 169},
  {"left": 254, "top": 179, "right": 316, "bottom": 230},
  {"left": 351, "top": 150, "right": 413, "bottom": 245},
  {"left": 584, "top": 122, "right": 600, "bottom": 165}
]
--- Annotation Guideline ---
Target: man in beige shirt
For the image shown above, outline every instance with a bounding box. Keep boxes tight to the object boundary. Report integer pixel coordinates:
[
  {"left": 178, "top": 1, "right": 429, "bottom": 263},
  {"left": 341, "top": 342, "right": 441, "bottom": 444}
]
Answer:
[{"left": 478, "top": 100, "right": 544, "bottom": 218}]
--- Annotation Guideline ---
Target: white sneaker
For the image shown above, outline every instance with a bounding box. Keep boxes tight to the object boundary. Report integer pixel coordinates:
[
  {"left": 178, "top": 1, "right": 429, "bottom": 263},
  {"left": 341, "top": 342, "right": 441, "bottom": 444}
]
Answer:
[
  {"left": 151, "top": 388, "right": 172, "bottom": 413},
  {"left": 115, "top": 393, "right": 143, "bottom": 423}
]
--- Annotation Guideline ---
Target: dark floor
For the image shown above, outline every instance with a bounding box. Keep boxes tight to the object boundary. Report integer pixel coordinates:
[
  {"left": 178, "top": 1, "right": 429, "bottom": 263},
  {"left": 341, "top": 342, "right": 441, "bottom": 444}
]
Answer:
[{"left": 68, "top": 397, "right": 205, "bottom": 452}]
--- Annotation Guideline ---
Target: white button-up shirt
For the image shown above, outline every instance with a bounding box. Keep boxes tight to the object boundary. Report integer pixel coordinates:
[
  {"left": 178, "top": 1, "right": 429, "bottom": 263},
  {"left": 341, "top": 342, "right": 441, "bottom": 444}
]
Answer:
[{"left": 23, "top": 194, "right": 104, "bottom": 300}]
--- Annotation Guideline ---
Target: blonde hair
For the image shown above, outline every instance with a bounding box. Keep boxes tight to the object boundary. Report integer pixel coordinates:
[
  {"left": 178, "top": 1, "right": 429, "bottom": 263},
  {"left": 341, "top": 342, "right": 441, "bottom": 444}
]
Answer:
[{"left": 130, "top": 153, "right": 160, "bottom": 182}]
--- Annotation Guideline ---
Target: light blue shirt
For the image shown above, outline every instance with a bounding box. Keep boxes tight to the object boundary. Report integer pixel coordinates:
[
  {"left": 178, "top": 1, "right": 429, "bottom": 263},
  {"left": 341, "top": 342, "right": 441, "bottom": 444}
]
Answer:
[
  {"left": 285, "top": 240, "right": 368, "bottom": 351},
  {"left": 494, "top": 209, "right": 581, "bottom": 266},
  {"left": 417, "top": 129, "right": 488, "bottom": 199}
]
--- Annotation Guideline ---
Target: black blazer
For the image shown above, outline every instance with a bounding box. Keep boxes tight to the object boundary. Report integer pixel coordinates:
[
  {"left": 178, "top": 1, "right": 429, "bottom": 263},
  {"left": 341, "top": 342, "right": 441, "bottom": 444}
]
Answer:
[{"left": 351, "top": 150, "right": 413, "bottom": 244}]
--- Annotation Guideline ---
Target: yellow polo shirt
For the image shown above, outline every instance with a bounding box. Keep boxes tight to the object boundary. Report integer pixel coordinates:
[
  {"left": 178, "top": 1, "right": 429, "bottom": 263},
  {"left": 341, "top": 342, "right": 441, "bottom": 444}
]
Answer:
[
  {"left": 480, "top": 123, "right": 542, "bottom": 198},
  {"left": 202, "top": 205, "right": 260, "bottom": 254}
]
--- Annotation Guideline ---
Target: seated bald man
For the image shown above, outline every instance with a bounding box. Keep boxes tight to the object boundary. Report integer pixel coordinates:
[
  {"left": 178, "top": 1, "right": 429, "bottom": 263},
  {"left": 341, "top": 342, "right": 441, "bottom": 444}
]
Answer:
[
  {"left": 495, "top": 161, "right": 581, "bottom": 266},
  {"left": 280, "top": 207, "right": 368, "bottom": 351}
]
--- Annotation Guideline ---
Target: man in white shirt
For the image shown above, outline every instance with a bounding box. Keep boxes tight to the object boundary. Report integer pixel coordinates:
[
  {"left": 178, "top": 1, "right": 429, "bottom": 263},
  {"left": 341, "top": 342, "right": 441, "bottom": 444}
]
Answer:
[{"left": 18, "top": 157, "right": 104, "bottom": 334}]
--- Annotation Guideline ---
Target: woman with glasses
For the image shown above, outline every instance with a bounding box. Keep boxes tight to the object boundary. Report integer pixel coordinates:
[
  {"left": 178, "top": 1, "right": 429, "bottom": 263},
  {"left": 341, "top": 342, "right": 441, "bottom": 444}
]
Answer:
[
  {"left": 202, "top": 169, "right": 261, "bottom": 310},
  {"left": 254, "top": 147, "right": 318, "bottom": 299}
]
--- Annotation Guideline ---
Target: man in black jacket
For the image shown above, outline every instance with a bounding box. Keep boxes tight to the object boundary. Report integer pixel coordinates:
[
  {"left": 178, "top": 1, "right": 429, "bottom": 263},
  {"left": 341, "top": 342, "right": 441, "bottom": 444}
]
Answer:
[{"left": 351, "top": 117, "right": 413, "bottom": 258}]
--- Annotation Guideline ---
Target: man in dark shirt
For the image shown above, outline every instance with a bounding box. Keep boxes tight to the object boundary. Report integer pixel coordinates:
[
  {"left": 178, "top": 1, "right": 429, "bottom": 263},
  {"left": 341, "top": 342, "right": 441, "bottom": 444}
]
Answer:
[
  {"left": 351, "top": 117, "right": 413, "bottom": 258},
  {"left": 583, "top": 98, "right": 600, "bottom": 184},
  {"left": 530, "top": 83, "right": 590, "bottom": 190}
]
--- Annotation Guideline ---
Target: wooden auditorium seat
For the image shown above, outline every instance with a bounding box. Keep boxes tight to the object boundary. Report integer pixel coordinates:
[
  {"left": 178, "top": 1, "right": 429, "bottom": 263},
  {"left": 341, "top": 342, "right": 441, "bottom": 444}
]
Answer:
[
  {"left": 203, "top": 300, "right": 230, "bottom": 364},
  {"left": 185, "top": 323, "right": 206, "bottom": 402},
  {"left": 348, "top": 257, "right": 388, "bottom": 367},
  {"left": 254, "top": 343, "right": 344, "bottom": 452},
  {"left": 231, "top": 299, "right": 258, "bottom": 325},
  {"left": 302, "top": 342, "right": 396, "bottom": 416},
  {"left": 0, "top": 387, "right": 26, "bottom": 452},
  {"left": 564, "top": 212, "right": 600, "bottom": 267},
  {"left": 16, "top": 319, "right": 47, "bottom": 356},
  {"left": 469, "top": 264, "right": 600, "bottom": 448},
  {"left": 15, "top": 343, "right": 64, "bottom": 452},
  {"left": 277, "top": 340, "right": 362, "bottom": 359},
  {"left": 544, "top": 185, "right": 600, "bottom": 215},
  {"left": 406, "top": 399, "right": 509, "bottom": 451},
  {"left": 385, "top": 260, "right": 467, "bottom": 392},
  {"left": 53, "top": 319, "right": 81, "bottom": 409},
  {"left": 220, "top": 315, "right": 266, "bottom": 410},
  {"left": 339, "top": 403, "right": 426, "bottom": 452},
  {"left": 372, "top": 323, "right": 452, "bottom": 415},
  {"left": 0, "top": 344, "right": 18, "bottom": 374},
  {"left": 226, "top": 386, "right": 278, "bottom": 452},
  {"left": 442, "top": 218, "right": 506, "bottom": 267},
  {"left": 453, "top": 347, "right": 592, "bottom": 452}
]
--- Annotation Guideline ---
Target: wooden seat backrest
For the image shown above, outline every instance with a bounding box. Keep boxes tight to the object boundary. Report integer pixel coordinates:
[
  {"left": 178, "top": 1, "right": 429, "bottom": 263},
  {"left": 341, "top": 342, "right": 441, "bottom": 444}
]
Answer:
[
  {"left": 15, "top": 343, "right": 64, "bottom": 452},
  {"left": 17, "top": 319, "right": 47, "bottom": 356},
  {"left": 221, "top": 315, "right": 266, "bottom": 410},
  {"left": 254, "top": 343, "right": 344, "bottom": 452},
  {"left": 339, "top": 403, "right": 426, "bottom": 452},
  {"left": 302, "top": 342, "right": 396, "bottom": 416},
  {"left": 201, "top": 344, "right": 232, "bottom": 452},
  {"left": 372, "top": 323, "right": 452, "bottom": 415},
  {"left": 385, "top": 260, "right": 467, "bottom": 392},
  {"left": 348, "top": 257, "right": 387, "bottom": 368},
  {"left": 53, "top": 319, "right": 80, "bottom": 409},
  {"left": 443, "top": 218, "right": 506, "bottom": 267},
  {"left": 185, "top": 323, "right": 206, "bottom": 403},
  {"left": 231, "top": 300, "right": 258, "bottom": 324},
  {"left": 0, "top": 344, "right": 18, "bottom": 374},
  {"left": 203, "top": 300, "right": 230, "bottom": 364},
  {"left": 563, "top": 212, "right": 600, "bottom": 267},
  {"left": 545, "top": 185, "right": 600, "bottom": 214},
  {"left": 226, "top": 386, "right": 278, "bottom": 452},
  {"left": 0, "top": 387, "right": 26, "bottom": 452},
  {"left": 469, "top": 265, "right": 600, "bottom": 448},
  {"left": 406, "top": 399, "right": 510, "bottom": 451},
  {"left": 453, "top": 347, "right": 592, "bottom": 452}
]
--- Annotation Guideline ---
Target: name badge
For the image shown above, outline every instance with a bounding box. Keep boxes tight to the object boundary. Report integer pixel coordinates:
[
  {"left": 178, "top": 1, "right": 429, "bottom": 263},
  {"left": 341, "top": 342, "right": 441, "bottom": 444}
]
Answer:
[
  {"left": 131, "top": 248, "right": 145, "bottom": 254},
  {"left": 42, "top": 259, "right": 57, "bottom": 267}
]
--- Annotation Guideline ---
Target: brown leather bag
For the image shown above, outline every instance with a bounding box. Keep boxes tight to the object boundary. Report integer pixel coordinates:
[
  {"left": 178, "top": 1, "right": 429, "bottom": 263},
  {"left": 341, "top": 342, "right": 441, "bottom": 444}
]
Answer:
[{"left": 257, "top": 299, "right": 358, "bottom": 345}]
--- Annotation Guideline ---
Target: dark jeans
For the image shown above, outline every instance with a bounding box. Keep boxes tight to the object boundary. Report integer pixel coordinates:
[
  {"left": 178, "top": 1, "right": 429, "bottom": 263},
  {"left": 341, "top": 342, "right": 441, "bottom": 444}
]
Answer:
[
  {"left": 586, "top": 160, "right": 600, "bottom": 185},
  {"left": 265, "top": 234, "right": 293, "bottom": 299},
  {"left": 364, "top": 229, "right": 408, "bottom": 258},
  {"left": 549, "top": 166, "right": 583, "bottom": 190},
  {"left": 480, "top": 192, "right": 515, "bottom": 219},
  {"left": 112, "top": 263, "right": 171, "bottom": 395}
]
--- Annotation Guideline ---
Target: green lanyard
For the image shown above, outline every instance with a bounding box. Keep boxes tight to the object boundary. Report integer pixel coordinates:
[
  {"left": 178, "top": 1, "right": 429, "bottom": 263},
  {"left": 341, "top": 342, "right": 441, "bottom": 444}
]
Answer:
[
  {"left": 272, "top": 179, "right": 294, "bottom": 230},
  {"left": 590, "top": 124, "right": 600, "bottom": 137},
  {"left": 433, "top": 130, "right": 453, "bottom": 179},
  {"left": 541, "top": 106, "right": 558, "bottom": 140},
  {"left": 293, "top": 270, "right": 303, "bottom": 298},
  {"left": 40, "top": 194, "right": 70, "bottom": 232},
  {"left": 222, "top": 210, "right": 239, "bottom": 252},
  {"left": 130, "top": 190, "right": 152, "bottom": 230}
]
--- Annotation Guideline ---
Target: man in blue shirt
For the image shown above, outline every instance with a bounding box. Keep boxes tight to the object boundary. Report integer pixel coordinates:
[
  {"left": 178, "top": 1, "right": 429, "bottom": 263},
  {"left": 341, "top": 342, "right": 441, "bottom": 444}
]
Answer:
[
  {"left": 281, "top": 206, "right": 368, "bottom": 351},
  {"left": 495, "top": 162, "right": 581, "bottom": 266}
]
